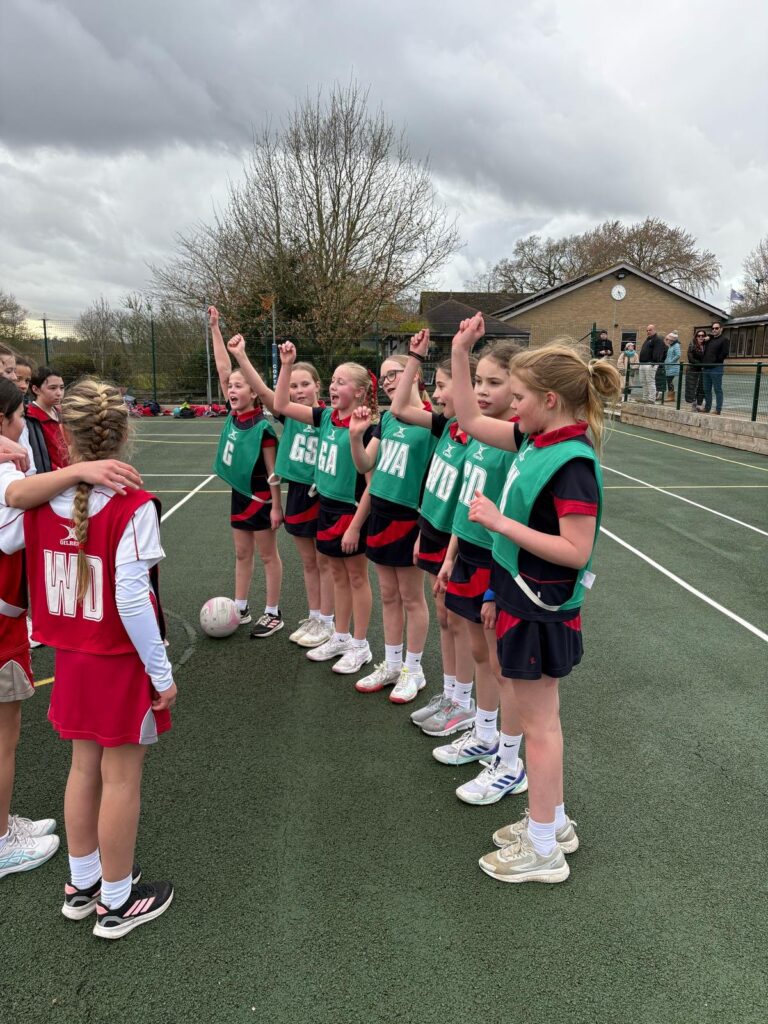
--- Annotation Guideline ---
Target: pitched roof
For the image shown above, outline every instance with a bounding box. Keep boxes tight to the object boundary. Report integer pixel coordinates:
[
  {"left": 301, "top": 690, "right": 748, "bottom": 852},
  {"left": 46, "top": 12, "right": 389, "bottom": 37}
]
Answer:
[
  {"left": 493, "top": 262, "right": 727, "bottom": 319},
  {"left": 419, "top": 290, "right": 528, "bottom": 315},
  {"left": 423, "top": 299, "right": 529, "bottom": 338}
]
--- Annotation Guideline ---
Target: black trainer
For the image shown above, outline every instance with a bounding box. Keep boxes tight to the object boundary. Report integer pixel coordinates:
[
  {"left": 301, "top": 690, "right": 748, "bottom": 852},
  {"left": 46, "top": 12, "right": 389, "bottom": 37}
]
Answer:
[
  {"left": 62, "top": 862, "right": 142, "bottom": 920},
  {"left": 93, "top": 880, "right": 174, "bottom": 939},
  {"left": 249, "top": 609, "right": 284, "bottom": 638}
]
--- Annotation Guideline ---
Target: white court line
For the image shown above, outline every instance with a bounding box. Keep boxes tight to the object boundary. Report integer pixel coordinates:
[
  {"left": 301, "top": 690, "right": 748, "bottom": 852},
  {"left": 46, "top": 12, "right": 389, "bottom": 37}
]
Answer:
[
  {"left": 612, "top": 426, "right": 768, "bottom": 473},
  {"left": 160, "top": 475, "right": 216, "bottom": 523},
  {"left": 602, "top": 465, "right": 768, "bottom": 539},
  {"left": 600, "top": 526, "right": 768, "bottom": 644}
]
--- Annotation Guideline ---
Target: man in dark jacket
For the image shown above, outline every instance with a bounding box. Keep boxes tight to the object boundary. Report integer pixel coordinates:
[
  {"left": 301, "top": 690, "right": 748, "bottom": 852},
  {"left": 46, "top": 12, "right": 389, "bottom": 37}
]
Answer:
[
  {"left": 702, "top": 321, "right": 729, "bottom": 414},
  {"left": 597, "top": 331, "right": 614, "bottom": 358},
  {"left": 638, "top": 324, "right": 667, "bottom": 402}
]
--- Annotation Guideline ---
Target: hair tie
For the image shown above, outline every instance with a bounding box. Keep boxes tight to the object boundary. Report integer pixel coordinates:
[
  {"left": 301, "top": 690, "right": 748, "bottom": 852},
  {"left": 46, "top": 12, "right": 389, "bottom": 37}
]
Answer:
[{"left": 368, "top": 369, "right": 378, "bottom": 392}]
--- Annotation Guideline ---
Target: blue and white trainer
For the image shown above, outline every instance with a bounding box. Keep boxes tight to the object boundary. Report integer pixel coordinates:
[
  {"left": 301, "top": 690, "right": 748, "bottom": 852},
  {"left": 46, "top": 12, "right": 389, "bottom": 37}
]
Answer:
[
  {"left": 8, "top": 813, "right": 57, "bottom": 838},
  {"left": 431, "top": 726, "right": 499, "bottom": 766},
  {"left": 0, "top": 830, "right": 59, "bottom": 880},
  {"left": 456, "top": 756, "right": 528, "bottom": 805}
]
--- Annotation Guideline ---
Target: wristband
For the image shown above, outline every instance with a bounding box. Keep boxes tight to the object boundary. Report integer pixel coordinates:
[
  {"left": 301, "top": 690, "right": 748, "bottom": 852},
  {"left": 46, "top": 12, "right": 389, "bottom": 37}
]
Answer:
[
  {"left": 483, "top": 590, "right": 496, "bottom": 602},
  {"left": 409, "top": 351, "right": 425, "bottom": 363}
]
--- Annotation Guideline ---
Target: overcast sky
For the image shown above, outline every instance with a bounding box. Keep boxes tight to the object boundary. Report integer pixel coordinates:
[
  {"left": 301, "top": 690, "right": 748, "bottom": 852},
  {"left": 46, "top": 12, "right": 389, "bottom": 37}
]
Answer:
[{"left": 1, "top": 0, "right": 766, "bottom": 323}]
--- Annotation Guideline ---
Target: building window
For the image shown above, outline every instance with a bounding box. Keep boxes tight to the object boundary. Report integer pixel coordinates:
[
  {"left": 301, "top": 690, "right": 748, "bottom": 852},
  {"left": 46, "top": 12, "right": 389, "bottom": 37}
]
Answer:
[{"left": 620, "top": 331, "right": 637, "bottom": 351}]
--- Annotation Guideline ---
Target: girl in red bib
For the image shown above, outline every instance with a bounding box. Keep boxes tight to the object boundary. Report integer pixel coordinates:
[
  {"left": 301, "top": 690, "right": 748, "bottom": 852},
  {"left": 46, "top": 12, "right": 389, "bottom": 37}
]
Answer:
[
  {"left": 0, "top": 379, "right": 176, "bottom": 936},
  {"left": 452, "top": 314, "right": 620, "bottom": 885},
  {"left": 274, "top": 342, "right": 375, "bottom": 676},
  {"left": 26, "top": 367, "right": 68, "bottom": 470}
]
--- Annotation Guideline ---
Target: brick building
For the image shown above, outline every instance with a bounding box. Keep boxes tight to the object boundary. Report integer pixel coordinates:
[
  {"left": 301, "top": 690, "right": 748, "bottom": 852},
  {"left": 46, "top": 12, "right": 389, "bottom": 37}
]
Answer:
[{"left": 492, "top": 262, "right": 727, "bottom": 353}]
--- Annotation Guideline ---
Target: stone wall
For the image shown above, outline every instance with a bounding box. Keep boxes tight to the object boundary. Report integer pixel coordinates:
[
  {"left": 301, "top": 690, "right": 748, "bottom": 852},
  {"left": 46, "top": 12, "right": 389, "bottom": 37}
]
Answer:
[{"left": 620, "top": 404, "right": 768, "bottom": 456}]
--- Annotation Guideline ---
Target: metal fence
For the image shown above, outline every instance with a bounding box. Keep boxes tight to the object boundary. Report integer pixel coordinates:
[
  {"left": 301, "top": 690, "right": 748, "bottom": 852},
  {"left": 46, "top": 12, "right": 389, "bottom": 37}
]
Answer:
[{"left": 620, "top": 362, "right": 767, "bottom": 422}]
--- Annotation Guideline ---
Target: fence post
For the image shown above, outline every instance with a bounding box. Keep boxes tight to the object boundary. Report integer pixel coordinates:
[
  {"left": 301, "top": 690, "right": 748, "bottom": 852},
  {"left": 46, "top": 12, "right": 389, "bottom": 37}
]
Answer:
[
  {"left": 676, "top": 366, "right": 683, "bottom": 410},
  {"left": 751, "top": 363, "right": 763, "bottom": 422},
  {"left": 150, "top": 316, "right": 158, "bottom": 403},
  {"left": 623, "top": 363, "right": 631, "bottom": 403},
  {"left": 42, "top": 318, "right": 49, "bottom": 364}
]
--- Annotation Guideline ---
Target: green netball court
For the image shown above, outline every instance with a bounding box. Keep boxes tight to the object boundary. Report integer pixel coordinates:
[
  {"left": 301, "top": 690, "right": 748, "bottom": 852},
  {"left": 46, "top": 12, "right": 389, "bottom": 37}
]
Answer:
[{"left": 3, "top": 418, "right": 767, "bottom": 1024}]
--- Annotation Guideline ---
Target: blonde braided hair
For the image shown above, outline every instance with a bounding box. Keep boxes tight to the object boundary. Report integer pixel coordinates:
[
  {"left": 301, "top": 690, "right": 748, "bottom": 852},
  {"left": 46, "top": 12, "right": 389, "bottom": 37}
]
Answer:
[{"left": 60, "top": 379, "right": 131, "bottom": 603}]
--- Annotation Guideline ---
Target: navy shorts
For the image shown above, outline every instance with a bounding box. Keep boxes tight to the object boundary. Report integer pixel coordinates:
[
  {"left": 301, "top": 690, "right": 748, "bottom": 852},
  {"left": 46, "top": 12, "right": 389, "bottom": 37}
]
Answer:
[
  {"left": 444, "top": 552, "right": 492, "bottom": 624},
  {"left": 284, "top": 481, "right": 319, "bottom": 539},
  {"left": 366, "top": 499, "right": 419, "bottom": 567},
  {"left": 495, "top": 609, "right": 583, "bottom": 680},
  {"left": 316, "top": 498, "right": 367, "bottom": 559},
  {"left": 416, "top": 517, "right": 450, "bottom": 576},
  {"left": 230, "top": 489, "right": 272, "bottom": 531}
]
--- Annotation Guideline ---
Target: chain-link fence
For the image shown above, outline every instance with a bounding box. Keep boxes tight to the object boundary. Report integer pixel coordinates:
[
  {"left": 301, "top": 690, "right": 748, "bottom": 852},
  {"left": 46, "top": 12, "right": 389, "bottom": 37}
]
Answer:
[{"left": 620, "top": 362, "right": 767, "bottom": 422}]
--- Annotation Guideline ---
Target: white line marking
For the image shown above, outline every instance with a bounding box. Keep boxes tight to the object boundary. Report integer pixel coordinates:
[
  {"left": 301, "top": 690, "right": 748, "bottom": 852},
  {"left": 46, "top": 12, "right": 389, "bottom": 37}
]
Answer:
[
  {"left": 612, "top": 426, "right": 768, "bottom": 473},
  {"left": 160, "top": 476, "right": 216, "bottom": 523},
  {"left": 600, "top": 526, "right": 768, "bottom": 644},
  {"left": 602, "top": 465, "right": 768, "bottom": 538}
]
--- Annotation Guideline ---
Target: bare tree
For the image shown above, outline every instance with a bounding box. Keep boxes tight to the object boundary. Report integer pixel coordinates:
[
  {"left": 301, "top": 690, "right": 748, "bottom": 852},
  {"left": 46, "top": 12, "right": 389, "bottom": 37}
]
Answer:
[
  {"left": 0, "top": 289, "right": 31, "bottom": 347},
  {"left": 731, "top": 236, "right": 768, "bottom": 314},
  {"left": 153, "top": 81, "right": 460, "bottom": 349},
  {"left": 76, "top": 297, "right": 120, "bottom": 375},
  {"left": 479, "top": 218, "right": 721, "bottom": 297}
]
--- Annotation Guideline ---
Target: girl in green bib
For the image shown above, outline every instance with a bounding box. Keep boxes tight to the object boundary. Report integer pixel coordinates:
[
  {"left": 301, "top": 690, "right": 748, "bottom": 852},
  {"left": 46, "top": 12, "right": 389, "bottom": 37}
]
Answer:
[
  {"left": 274, "top": 342, "right": 375, "bottom": 677},
  {"left": 452, "top": 313, "right": 621, "bottom": 886},
  {"left": 348, "top": 353, "right": 437, "bottom": 704},
  {"left": 208, "top": 307, "right": 283, "bottom": 639},
  {"left": 224, "top": 337, "right": 335, "bottom": 650}
]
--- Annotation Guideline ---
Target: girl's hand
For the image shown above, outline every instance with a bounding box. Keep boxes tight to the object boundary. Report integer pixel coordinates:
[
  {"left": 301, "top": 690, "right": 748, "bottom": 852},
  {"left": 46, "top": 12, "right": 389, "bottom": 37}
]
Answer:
[
  {"left": 341, "top": 525, "right": 360, "bottom": 554},
  {"left": 468, "top": 490, "right": 503, "bottom": 533},
  {"left": 279, "top": 341, "right": 297, "bottom": 365},
  {"left": 0, "top": 438, "right": 30, "bottom": 474},
  {"left": 270, "top": 506, "right": 284, "bottom": 531},
  {"left": 412, "top": 533, "right": 421, "bottom": 566},
  {"left": 434, "top": 558, "right": 453, "bottom": 595},
  {"left": 409, "top": 329, "right": 430, "bottom": 359},
  {"left": 152, "top": 682, "right": 177, "bottom": 712},
  {"left": 481, "top": 600, "right": 497, "bottom": 631},
  {"left": 349, "top": 406, "right": 371, "bottom": 436},
  {"left": 227, "top": 334, "right": 246, "bottom": 358},
  {"left": 452, "top": 313, "right": 485, "bottom": 352},
  {"left": 207, "top": 306, "right": 219, "bottom": 328},
  {"left": 79, "top": 460, "right": 143, "bottom": 494}
]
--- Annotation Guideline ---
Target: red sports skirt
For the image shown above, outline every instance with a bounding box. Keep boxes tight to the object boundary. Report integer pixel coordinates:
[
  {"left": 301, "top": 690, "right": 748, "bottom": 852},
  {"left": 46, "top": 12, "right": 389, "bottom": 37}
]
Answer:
[{"left": 48, "top": 649, "right": 171, "bottom": 747}]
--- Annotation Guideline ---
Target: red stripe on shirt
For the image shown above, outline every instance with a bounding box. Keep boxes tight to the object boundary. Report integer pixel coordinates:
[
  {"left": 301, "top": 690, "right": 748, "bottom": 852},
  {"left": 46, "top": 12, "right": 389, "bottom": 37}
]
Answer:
[
  {"left": 231, "top": 494, "right": 271, "bottom": 521},
  {"left": 417, "top": 547, "right": 447, "bottom": 563},
  {"left": 366, "top": 518, "right": 416, "bottom": 547},
  {"left": 317, "top": 514, "right": 354, "bottom": 541},
  {"left": 285, "top": 503, "right": 319, "bottom": 525},
  {"left": 446, "top": 566, "right": 491, "bottom": 598},
  {"left": 554, "top": 498, "right": 598, "bottom": 518}
]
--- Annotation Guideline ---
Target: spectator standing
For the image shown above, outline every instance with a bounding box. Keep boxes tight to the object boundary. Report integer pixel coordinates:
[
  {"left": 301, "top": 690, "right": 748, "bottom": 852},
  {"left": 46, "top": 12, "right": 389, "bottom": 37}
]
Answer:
[
  {"left": 664, "top": 333, "right": 681, "bottom": 401},
  {"left": 638, "top": 324, "right": 666, "bottom": 403},
  {"left": 686, "top": 331, "right": 707, "bottom": 410},
  {"left": 616, "top": 342, "right": 639, "bottom": 402},
  {"left": 702, "top": 321, "right": 729, "bottom": 415},
  {"left": 596, "top": 331, "right": 614, "bottom": 359}
]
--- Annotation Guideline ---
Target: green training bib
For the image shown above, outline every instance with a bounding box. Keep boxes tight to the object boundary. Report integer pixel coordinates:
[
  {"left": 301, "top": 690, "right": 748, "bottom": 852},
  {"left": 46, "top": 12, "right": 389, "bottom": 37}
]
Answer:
[{"left": 213, "top": 414, "right": 275, "bottom": 498}]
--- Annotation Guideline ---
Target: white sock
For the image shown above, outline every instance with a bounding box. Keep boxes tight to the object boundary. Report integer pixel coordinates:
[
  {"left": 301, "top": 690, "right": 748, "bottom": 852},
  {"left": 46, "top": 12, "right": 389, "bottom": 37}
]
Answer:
[
  {"left": 474, "top": 707, "right": 498, "bottom": 743},
  {"left": 442, "top": 674, "right": 456, "bottom": 700},
  {"left": 554, "top": 803, "right": 567, "bottom": 830},
  {"left": 308, "top": 609, "right": 321, "bottom": 621},
  {"left": 498, "top": 732, "right": 523, "bottom": 767},
  {"left": 404, "top": 650, "right": 422, "bottom": 672},
  {"left": 527, "top": 817, "right": 557, "bottom": 856},
  {"left": 69, "top": 849, "right": 102, "bottom": 889},
  {"left": 101, "top": 873, "right": 132, "bottom": 910},
  {"left": 264, "top": 605, "right": 279, "bottom": 616},
  {"left": 333, "top": 631, "right": 351, "bottom": 643},
  {"left": 235, "top": 598, "right": 248, "bottom": 612},
  {"left": 320, "top": 613, "right": 334, "bottom": 626},
  {"left": 385, "top": 643, "right": 403, "bottom": 672},
  {"left": 0, "top": 830, "right": 8, "bottom": 852},
  {"left": 453, "top": 680, "right": 474, "bottom": 709},
  {"left": 352, "top": 637, "right": 368, "bottom": 649}
]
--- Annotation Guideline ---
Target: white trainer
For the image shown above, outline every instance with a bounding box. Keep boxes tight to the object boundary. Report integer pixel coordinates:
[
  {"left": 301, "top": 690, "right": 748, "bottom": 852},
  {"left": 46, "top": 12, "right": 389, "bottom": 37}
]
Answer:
[
  {"left": 288, "top": 618, "right": 312, "bottom": 643},
  {"left": 296, "top": 619, "right": 335, "bottom": 649},
  {"left": 306, "top": 635, "right": 353, "bottom": 662},
  {"left": 332, "top": 642, "right": 373, "bottom": 674},
  {"left": 389, "top": 668, "right": 426, "bottom": 704},
  {"left": 8, "top": 814, "right": 57, "bottom": 838},
  {"left": 0, "top": 831, "right": 60, "bottom": 880},
  {"left": 355, "top": 662, "right": 400, "bottom": 693}
]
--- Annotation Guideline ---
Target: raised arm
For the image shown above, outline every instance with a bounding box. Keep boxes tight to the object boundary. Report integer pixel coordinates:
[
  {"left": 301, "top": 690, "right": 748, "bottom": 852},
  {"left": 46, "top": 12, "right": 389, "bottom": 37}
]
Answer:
[
  {"left": 273, "top": 342, "right": 314, "bottom": 425},
  {"left": 348, "top": 407, "right": 379, "bottom": 474},
  {"left": 390, "top": 330, "right": 433, "bottom": 428},
  {"left": 452, "top": 314, "right": 517, "bottom": 450},
  {"left": 4, "top": 460, "right": 143, "bottom": 509},
  {"left": 227, "top": 334, "right": 276, "bottom": 413},
  {"left": 208, "top": 306, "right": 233, "bottom": 394}
]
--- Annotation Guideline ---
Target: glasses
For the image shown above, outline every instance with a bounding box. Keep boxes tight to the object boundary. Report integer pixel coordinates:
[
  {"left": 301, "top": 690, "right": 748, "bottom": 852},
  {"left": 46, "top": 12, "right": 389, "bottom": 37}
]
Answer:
[
  {"left": 381, "top": 368, "right": 404, "bottom": 383},
  {"left": 696, "top": 333, "right": 705, "bottom": 338}
]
